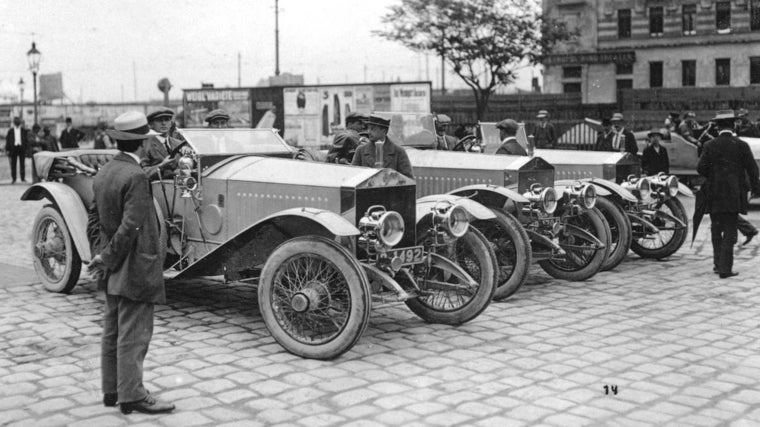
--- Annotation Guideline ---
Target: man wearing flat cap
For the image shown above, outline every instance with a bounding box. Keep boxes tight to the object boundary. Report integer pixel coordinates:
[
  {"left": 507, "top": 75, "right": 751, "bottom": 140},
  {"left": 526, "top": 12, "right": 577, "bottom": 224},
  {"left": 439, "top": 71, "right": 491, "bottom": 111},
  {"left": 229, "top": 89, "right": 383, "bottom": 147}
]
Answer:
[
  {"left": 532, "top": 110, "right": 556, "bottom": 149},
  {"left": 205, "top": 109, "right": 231, "bottom": 128},
  {"left": 88, "top": 111, "right": 175, "bottom": 415},
  {"left": 697, "top": 112, "right": 760, "bottom": 279},
  {"left": 141, "top": 108, "right": 189, "bottom": 180},
  {"left": 326, "top": 112, "right": 367, "bottom": 164},
  {"left": 434, "top": 114, "right": 457, "bottom": 151},
  {"left": 641, "top": 128, "right": 670, "bottom": 175},
  {"left": 494, "top": 119, "right": 527, "bottom": 155},
  {"left": 352, "top": 114, "right": 414, "bottom": 179}
]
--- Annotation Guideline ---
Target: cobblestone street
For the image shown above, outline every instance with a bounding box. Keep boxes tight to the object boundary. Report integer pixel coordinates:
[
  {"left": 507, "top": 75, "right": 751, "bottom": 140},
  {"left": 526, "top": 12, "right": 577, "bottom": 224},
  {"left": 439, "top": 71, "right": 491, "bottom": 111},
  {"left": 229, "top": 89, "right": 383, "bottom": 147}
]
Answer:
[{"left": 1, "top": 177, "right": 760, "bottom": 426}]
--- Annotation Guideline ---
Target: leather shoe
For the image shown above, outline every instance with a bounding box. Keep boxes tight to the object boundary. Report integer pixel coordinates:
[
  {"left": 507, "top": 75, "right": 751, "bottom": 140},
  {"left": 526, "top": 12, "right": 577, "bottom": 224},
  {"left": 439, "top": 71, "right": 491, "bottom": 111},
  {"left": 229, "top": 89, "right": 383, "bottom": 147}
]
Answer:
[
  {"left": 120, "top": 394, "right": 175, "bottom": 415},
  {"left": 719, "top": 272, "right": 739, "bottom": 279},
  {"left": 713, "top": 267, "right": 719, "bottom": 274},
  {"left": 103, "top": 393, "right": 117, "bottom": 407},
  {"left": 743, "top": 230, "right": 758, "bottom": 246}
]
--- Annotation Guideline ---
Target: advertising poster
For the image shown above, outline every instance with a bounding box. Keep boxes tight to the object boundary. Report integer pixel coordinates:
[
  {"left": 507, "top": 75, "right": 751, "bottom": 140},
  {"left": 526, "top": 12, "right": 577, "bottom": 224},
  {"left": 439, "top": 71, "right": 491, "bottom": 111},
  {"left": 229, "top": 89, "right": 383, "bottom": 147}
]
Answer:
[
  {"left": 183, "top": 89, "right": 251, "bottom": 128},
  {"left": 390, "top": 83, "right": 431, "bottom": 113},
  {"left": 283, "top": 87, "right": 321, "bottom": 146}
]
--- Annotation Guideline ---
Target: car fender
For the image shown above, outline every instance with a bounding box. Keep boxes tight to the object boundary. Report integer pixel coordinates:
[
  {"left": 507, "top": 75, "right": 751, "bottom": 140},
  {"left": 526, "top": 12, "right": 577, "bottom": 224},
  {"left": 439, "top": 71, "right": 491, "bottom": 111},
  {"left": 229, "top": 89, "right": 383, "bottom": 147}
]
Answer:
[
  {"left": 446, "top": 184, "right": 530, "bottom": 207},
  {"left": 21, "top": 182, "right": 92, "bottom": 262},
  {"left": 584, "top": 178, "right": 638, "bottom": 203},
  {"left": 416, "top": 194, "right": 497, "bottom": 223},
  {"left": 678, "top": 182, "right": 694, "bottom": 197}
]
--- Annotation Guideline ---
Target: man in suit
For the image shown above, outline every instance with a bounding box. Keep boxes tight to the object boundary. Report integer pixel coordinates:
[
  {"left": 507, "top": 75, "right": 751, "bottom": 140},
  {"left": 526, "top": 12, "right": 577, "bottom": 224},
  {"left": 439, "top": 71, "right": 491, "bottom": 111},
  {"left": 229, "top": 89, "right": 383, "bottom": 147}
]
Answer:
[
  {"left": 494, "top": 119, "right": 527, "bottom": 156},
  {"left": 594, "top": 118, "right": 614, "bottom": 151},
  {"left": 88, "top": 111, "right": 175, "bottom": 415},
  {"left": 697, "top": 112, "right": 760, "bottom": 278},
  {"left": 59, "top": 117, "right": 85, "bottom": 149},
  {"left": 326, "top": 112, "right": 367, "bottom": 164},
  {"left": 205, "top": 109, "right": 231, "bottom": 128},
  {"left": 141, "top": 108, "right": 189, "bottom": 180},
  {"left": 434, "top": 114, "right": 457, "bottom": 151},
  {"left": 352, "top": 114, "right": 414, "bottom": 179},
  {"left": 641, "top": 128, "right": 670, "bottom": 175},
  {"left": 600, "top": 113, "right": 637, "bottom": 155},
  {"left": 5, "top": 116, "right": 29, "bottom": 183},
  {"left": 532, "top": 110, "right": 556, "bottom": 149}
]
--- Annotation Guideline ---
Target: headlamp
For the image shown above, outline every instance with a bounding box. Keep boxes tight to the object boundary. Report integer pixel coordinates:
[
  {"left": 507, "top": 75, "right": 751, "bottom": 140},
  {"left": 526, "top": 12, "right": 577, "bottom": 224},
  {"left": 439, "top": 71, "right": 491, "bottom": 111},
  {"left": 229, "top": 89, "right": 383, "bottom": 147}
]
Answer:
[
  {"left": 433, "top": 204, "right": 469, "bottom": 238},
  {"left": 523, "top": 183, "right": 558, "bottom": 214},
  {"left": 359, "top": 205, "right": 405, "bottom": 248}
]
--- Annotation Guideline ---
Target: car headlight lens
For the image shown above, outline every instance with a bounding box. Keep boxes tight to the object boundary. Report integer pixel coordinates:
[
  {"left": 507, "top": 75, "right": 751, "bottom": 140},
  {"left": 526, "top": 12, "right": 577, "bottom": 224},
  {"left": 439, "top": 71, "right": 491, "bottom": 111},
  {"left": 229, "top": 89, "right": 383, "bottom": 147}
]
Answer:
[
  {"left": 434, "top": 204, "right": 469, "bottom": 238},
  {"left": 359, "top": 206, "right": 405, "bottom": 248},
  {"left": 541, "top": 187, "right": 558, "bottom": 214},
  {"left": 637, "top": 177, "right": 652, "bottom": 200},
  {"left": 576, "top": 183, "right": 596, "bottom": 209},
  {"left": 665, "top": 175, "right": 679, "bottom": 197}
]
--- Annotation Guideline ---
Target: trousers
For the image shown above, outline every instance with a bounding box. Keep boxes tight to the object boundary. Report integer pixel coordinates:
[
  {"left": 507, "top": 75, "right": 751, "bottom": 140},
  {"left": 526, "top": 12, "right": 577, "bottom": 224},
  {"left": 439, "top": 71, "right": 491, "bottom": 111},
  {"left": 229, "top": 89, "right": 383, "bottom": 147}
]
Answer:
[
  {"left": 102, "top": 293, "right": 154, "bottom": 403},
  {"left": 710, "top": 212, "right": 738, "bottom": 275},
  {"left": 8, "top": 146, "right": 25, "bottom": 181}
]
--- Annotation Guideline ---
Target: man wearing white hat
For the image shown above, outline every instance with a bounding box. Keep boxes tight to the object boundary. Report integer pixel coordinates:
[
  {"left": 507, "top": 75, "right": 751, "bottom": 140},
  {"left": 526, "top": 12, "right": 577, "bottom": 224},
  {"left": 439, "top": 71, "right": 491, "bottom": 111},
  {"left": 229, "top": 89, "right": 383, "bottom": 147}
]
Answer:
[
  {"left": 532, "top": 110, "right": 556, "bottom": 149},
  {"left": 88, "top": 111, "right": 175, "bottom": 415},
  {"left": 607, "top": 113, "right": 637, "bottom": 155}
]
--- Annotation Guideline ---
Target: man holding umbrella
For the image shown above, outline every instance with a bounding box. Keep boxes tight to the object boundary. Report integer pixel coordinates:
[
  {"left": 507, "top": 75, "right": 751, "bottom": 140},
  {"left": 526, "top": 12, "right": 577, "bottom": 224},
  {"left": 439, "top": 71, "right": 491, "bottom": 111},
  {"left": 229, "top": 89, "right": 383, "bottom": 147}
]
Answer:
[{"left": 696, "top": 112, "right": 760, "bottom": 278}]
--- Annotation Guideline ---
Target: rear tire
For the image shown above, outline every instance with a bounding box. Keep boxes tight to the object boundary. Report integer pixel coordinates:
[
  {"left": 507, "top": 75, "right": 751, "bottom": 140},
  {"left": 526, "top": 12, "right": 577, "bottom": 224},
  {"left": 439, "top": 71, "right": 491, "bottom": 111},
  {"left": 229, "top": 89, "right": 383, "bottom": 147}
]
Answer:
[
  {"left": 595, "top": 197, "right": 632, "bottom": 271},
  {"left": 539, "top": 207, "right": 610, "bottom": 281}
]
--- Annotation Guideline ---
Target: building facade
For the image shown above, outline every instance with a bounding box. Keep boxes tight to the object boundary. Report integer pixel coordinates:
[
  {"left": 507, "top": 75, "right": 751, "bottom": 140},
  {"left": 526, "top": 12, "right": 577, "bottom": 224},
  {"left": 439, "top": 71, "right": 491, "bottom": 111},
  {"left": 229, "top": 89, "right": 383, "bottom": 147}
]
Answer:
[{"left": 542, "top": 0, "right": 760, "bottom": 103}]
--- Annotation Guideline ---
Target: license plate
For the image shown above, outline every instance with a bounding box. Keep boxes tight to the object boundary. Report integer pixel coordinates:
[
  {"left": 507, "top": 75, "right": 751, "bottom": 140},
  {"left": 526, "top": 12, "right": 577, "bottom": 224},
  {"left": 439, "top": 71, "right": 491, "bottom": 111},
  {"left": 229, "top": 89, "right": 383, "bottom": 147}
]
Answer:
[{"left": 386, "top": 246, "right": 425, "bottom": 266}]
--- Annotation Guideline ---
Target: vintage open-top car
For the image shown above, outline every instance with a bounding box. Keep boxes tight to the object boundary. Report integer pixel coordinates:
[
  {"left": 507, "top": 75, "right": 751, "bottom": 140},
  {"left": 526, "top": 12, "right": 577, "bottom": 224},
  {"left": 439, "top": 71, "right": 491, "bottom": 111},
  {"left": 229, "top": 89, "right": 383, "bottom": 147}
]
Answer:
[
  {"left": 23, "top": 127, "right": 498, "bottom": 360},
  {"left": 383, "top": 113, "right": 611, "bottom": 301}
]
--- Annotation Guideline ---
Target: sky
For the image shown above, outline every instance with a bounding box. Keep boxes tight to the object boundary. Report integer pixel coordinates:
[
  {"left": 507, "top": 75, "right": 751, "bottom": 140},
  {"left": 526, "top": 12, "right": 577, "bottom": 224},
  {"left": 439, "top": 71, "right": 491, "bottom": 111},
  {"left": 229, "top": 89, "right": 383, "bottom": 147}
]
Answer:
[{"left": 0, "top": 0, "right": 536, "bottom": 103}]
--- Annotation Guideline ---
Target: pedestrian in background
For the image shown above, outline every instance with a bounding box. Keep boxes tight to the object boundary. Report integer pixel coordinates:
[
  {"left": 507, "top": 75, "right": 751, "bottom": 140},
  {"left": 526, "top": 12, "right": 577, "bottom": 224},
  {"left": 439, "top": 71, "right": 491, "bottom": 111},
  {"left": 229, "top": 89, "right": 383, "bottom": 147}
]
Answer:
[
  {"left": 607, "top": 113, "right": 637, "bottom": 155},
  {"left": 59, "top": 117, "right": 85, "bottom": 149},
  {"left": 93, "top": 122, "right": 112, "bottom": 149},
  {"left": 494, "top": 119, "right": 527, "bottom": 156},
  {"left": 28, "top": 123, "right": 43, "bottom": 155},
  {"left": 594, "top": 118, "right": 614, "bottom": 151},
  {"left": 696, "top": 112, "right": 760, "bottom": 279},
  {"left": 87, "top": 111, "right": 175, "bottom": 415},
  {"left": 532, "top": 110, "right": 556, "bottom": 149},
  {"left": 5, "top": 116, "right": 29, "bottom": 183},
  {"left": 641, "top": 128, "right": 670, "bottom": 175},
  {"left": 40, "top": 127, "right": 60, "bottom": 152}
]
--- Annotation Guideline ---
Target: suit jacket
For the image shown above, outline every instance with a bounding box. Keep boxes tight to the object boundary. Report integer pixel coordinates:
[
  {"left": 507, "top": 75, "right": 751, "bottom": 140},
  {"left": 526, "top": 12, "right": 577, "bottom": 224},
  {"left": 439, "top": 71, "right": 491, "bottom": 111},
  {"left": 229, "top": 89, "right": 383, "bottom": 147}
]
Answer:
[
  {"left": 141, "top": 135, "right": 186, "bottom": 180},
  {"left": 92, "top": 152, "right": 166, "bottom": 304},
  {"left": 5, "top": 126, "right": 29, "bottom": 152},
  {"left": 598, "top": 128, "right": 637, "bottom": 155},
  {"left": 59, "top": 127, "right": 85, "bottom": 149},
  {"left": 352, "top": 137, "right": 414, "bottom": 179},
  {"left": 594, "top": 130, "right": 614, "bottom": 151},
  {"left": 326, "top": 129, "right": 361, "bottom": 164},
  {"left": 436, "top": 134, "right": 457, "bottom": 151},
  {"left": 495, "top": 137, "right": 527, "bottom": 156},
  {"left": 641, "top": 144, "right": 670, "bottom": 175},
  {"left": 697, "top": 131, "right": 760, "bottom": 214},
  {"left": 533, "top": 123, "right": 556, "bottom": 149}
]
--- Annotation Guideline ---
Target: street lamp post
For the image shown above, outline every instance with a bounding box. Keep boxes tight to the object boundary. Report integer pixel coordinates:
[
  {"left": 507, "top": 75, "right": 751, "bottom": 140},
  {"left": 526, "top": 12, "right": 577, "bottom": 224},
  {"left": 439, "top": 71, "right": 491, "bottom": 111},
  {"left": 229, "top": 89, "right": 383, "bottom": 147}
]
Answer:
[
  {"left": 27, "top": 42, "right": 41, "bottom": 126},
  {"left": 18, "top": 78, "right": 25, "bottom": 121}
]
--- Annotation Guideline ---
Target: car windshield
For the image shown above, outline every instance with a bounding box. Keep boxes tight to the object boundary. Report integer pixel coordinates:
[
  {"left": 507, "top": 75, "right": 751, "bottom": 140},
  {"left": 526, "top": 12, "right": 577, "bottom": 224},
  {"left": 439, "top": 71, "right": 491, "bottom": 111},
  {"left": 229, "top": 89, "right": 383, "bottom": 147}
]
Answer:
[
  {"left": 378, "top": 112, "right": 437, "bottom": 148},
  {"left": 177, "top": 128, "right": 295, "bottom": 155}
]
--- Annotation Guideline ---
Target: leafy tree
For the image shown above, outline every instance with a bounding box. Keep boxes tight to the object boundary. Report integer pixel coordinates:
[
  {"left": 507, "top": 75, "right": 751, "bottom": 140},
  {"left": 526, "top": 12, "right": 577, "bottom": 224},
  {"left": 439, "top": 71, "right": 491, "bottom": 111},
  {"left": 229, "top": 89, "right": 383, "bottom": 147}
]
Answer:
[{"left": 376, "top": 0, "right": 574, "bottom": 121}]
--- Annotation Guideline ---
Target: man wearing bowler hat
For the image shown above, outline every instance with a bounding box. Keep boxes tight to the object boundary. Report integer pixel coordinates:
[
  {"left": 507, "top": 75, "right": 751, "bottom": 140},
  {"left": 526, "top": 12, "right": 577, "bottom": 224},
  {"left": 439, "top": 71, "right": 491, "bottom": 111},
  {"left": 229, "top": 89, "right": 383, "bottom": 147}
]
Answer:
[
  {"left": 205, "top": 109, "right": 231, "bottom": 128},
  {"left": 326, "top": 112, "right": 367, "bottom": 164},
  {"left": 532, "top": 110, "right": 556, "bottom": 149},
  {"left": 494, "top": 119, "right": 527, "bottom": 155},
  {"left": 641, "top": 128, "right": 670, "bottom": 175},
  {"left": 142, "top": 108, "right": 189, "bottom": 180},
  {"left": 697, "top": 111, "right": 760, "bottom": 278},
  {"left": 88, "top": 111, "right": 175, "bottom": 414},
  {"left": 352, "top": 113, "right": 413, "bottom": 179}
]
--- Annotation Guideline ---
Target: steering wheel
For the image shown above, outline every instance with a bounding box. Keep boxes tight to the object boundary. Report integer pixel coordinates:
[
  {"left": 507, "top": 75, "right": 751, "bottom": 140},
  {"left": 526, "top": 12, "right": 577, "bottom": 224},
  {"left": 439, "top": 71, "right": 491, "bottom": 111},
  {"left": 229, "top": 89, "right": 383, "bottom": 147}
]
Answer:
[{"left": 453, "top": 135, "right": 478, "bottom": 152}]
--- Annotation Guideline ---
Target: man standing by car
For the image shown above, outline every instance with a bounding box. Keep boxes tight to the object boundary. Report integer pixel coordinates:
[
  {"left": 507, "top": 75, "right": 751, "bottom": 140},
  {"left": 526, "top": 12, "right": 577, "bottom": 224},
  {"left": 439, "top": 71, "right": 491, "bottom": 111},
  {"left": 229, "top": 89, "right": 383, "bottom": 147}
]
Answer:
[
  {"left": 494, "top": 119, "right": 527, "bottom": 156},
  {"left": 352, "top": 113, "right": 413, "bottom": 179},
  {"left": 532, "top": 110, "right": 556, "bottom": 149},
  {"left": 88, "top": 111, "right": 175, "bottom": 415},
  {"left": 697, "top": 112, "right": 760, "bottom": 279},
  {"left": 326, "top": 112, "right": 367, "bottom": 164},
  {"left": 641, "top": 128, "right": 670, "bottom": 175},
  {"left": 5, "top": 116, "right": 29, "bottom": 183},
  {"left": 607, "top": 113, "right": 637, "bottom": 155},
  {"left": 594, "top": 118, "right": 614, "bottom": 151},
  {"left": 59, "top": 117, "right": 85, "bottom": 149},
  {"left": 142, "top": 108, "right": 189, "bottom": 180}
]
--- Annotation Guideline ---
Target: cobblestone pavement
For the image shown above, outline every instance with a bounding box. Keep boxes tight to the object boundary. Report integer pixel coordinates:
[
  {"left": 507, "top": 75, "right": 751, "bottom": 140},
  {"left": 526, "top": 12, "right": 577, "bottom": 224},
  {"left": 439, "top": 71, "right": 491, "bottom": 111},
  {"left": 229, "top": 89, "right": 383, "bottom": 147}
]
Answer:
[{"left": 1, "top": 178, "right": 760, "bottom": 426}]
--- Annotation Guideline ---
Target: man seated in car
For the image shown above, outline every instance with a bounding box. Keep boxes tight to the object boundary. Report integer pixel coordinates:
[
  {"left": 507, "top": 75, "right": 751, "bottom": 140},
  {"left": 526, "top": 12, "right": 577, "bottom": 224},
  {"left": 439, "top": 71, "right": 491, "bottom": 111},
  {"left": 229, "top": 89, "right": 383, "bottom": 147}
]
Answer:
[
  {"left": 352, "top": 114, "right": 413, "bottom": 179},
  {"left": 326, "top": 112, "right": 367, "bottom": 164},
  {"left": 205, "top": 109, "right": 231, "bottom": 128},
  {"left": 141, "top": 108, "right": 190, "bottom": 180},
  {"left": 493, "top": 119, "right": 527, "bottom": 156}
]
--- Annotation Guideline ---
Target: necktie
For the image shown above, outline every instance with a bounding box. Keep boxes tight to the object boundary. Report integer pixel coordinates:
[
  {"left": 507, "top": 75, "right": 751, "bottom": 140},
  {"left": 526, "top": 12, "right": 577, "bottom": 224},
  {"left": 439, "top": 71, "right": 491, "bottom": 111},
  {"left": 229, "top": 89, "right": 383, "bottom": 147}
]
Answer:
[
  {"left": 613, "top": 132, "right": 621, "bottom": 150},
  {"left": 374, "top": 141, "right": 384, "bottom": 168}
]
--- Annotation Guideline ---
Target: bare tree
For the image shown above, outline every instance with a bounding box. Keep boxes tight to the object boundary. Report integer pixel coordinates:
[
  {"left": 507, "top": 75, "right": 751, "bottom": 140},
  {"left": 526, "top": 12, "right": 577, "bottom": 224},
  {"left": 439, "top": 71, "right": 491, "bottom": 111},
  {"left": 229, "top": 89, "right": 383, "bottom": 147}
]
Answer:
[{"left": 376, "top": 0, "right": 573, "bottom": 120}]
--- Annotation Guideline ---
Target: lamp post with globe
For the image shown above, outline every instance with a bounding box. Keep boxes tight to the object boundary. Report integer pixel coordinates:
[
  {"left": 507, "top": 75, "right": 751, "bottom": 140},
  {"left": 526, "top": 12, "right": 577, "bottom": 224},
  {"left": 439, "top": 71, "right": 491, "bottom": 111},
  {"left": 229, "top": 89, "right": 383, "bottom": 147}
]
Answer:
[
  {"left": 27, "top": 42, "right": 41, "bottom": 126},
  {"left": 18, "top": 78, "right": 25, "bottom": 121}
]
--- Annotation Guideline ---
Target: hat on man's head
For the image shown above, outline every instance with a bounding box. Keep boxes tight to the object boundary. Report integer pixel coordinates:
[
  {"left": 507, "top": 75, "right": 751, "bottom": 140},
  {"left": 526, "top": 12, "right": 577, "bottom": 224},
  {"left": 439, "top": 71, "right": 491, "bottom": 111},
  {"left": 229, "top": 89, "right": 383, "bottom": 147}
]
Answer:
[
  {"left": 106, "top": 111, "right": 160, "bottom": 141},
  {"left": 684, "top": 111, "right": 696, "bottom": 118},
  {"left": 65, "top": 117, "right": 72, "bottom": 123},
  {"left": 345, "top": 112, "right": 368, "bottom": 124},
  {"left": 611, "top": 113, "right": 624, "bottom": 122},
  {"left": 435, "top": 114, "right": 452, "bottom": 124},
  {"left": 537, "top": 110, "right": 549, "bottom": 119},
  {"left": 204, "top": 109, "right": 230, "bottom": 123},
  {"left": 147, "top": 108, "right": 174, "bottom": 122},
  {"left": 495, "top": 119, "right": 519, "bottom": 131},
  {"left": 713, "top": 110, "right": 736, "bottom": 124},
  {"left": 647, "top": 128, "right": 665, "bottom": 138},
  {"left": 366, "top": 114, "right": 390, "bottom": 128},
  {"left": 737, "top": 108, "right": 749, "bottom": 118}
]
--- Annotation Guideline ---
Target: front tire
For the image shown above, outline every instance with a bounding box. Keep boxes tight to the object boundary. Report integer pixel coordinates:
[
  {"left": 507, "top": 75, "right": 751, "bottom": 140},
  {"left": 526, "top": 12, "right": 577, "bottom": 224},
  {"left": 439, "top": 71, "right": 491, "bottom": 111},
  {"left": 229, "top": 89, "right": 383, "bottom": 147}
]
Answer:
[
  {"left": 471, "top": 209, "right": 531, "bottom": 301},
  {"left": 258, "top": 236, "right": 371, "bottom": 360},
  {"left": 407, "top": 227, "right": 497, "bottom": 325},
  {"left": 31, "top": 206, "right": 82, "bottom": 293},
  {"left": 630, "top": 198, "right": 688, "bottom": 259},
  {"left": 539, "top": 207, "right": 610, "bottom": 281},
  {"left": 595, "top": 197, "right": 633, "bottom": 271}
]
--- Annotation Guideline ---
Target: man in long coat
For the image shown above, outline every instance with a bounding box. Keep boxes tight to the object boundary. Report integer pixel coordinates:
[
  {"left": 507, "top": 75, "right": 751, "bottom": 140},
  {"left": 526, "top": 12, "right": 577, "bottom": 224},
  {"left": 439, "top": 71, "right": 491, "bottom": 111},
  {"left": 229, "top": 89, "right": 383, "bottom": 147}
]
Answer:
[
  {"left": 88, "top": 111, "right": 175, "bottom": 415},
  {"left": 352, "top": 114, "right": 414, "bottom": 179},
  {"left": 696, "top": 112, "right": 760, "bottom": 278}
]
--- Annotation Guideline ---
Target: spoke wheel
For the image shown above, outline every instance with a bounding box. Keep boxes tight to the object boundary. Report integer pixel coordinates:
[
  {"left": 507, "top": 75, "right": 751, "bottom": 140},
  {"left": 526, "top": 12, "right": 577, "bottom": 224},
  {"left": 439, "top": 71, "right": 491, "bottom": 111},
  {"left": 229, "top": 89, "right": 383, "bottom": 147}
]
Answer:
[
  {"left": 258, "top": 236, "right": 370, "bottom": 360},
  {"left": 471, "top": 209, "right": 531, "bottom": 300},
  {"left": 32, "top": 206, "right": 81, "bottom": 293},
  {"left": 595, "top": 197, "right": 633, "bottom": 271},
  {"left": 406, "top": 227, "right": 497, "bottom": 325},
  {"left": 539, "top": 207, "right": 610, "bottom": 281},
  {"left": 630, "top": 197, "right": 688, "bottom": 259}
]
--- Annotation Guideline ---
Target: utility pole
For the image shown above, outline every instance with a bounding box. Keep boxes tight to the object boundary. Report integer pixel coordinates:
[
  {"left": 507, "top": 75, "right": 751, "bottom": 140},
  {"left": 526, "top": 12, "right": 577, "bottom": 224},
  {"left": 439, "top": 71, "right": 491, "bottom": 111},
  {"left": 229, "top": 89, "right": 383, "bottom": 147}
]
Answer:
[
  {"left": 441, "top": 55, "right": 446, "bottom": 94},
  {"left": 238, "top": 52, "right": 242, "bottom": 87},
  {"left": 275, "top": 0, "right": 280, "bottom": 76},
  {"left": 133, "top": 61, "right": 137, "bottom": 101}
]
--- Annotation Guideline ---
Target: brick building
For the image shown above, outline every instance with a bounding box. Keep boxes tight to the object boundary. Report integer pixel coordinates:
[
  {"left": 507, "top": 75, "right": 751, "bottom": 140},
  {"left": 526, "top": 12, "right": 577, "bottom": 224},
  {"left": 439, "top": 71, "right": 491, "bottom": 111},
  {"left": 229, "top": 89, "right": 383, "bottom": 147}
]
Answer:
[{"left": 542, "top": 0, "right": 760, "bottom": 104}]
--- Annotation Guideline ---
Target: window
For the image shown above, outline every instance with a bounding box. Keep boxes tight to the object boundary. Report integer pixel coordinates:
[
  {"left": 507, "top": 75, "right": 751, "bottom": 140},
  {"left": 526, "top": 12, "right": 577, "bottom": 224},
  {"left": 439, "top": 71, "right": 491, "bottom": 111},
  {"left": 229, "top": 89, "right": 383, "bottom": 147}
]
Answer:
[
  {"left": 716, "top": 1, "right": 731, "bottom": 33},
  {"left": 616, "top": 63, "right": 633, "bottom": 75},
  {"left": 683, "top": 4, "right": 697, "bottom": 35},
  {"left": 563, "top": 83, "right": 582, "bottom": 93},
  {"left": 650, "top": 61, "right": 663, "bottom": 88},
  {"left": 682, "top": 60, "right": 696, "bottom": 86},
  {"left": 618, "top": 9, "right": 631, "bottom": 38},
  {"left": 616, "top": 79, "right": 633, "bottom": 90},
  {"left": 650, "top": 7, "right": 664, "bottom": 36},
  {"left": 752, "top": 0, "right": 760, "bottom": 31},
  {"left": 563, "top": 66, "right": 582, "bottom": 78},
  {"left": 750, "top": 57, "right": 760, "bottom": 84},
  {"left": 716, "top": 58, "right": 731, "bottom": 85}
]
